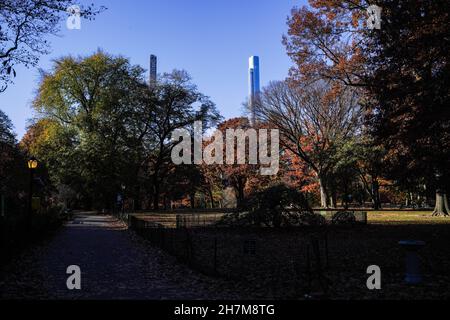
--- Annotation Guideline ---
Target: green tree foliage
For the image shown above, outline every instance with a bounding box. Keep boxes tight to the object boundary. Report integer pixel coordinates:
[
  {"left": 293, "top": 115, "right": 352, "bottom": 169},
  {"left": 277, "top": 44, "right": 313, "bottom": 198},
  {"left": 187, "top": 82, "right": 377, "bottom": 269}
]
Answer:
[
  {"left": 145, "top": 70, "right": 221, "bottom": 210},
  {"left": 329, "top": 134, "right": 387, "bottom": 209},
  {"left": 1, "top": 109, "right": 19, "bottom": 194},
  {"left": 30, "top": 52, "right": 147, "bottom": 209},
  {"left": 0, "top": 109, "right": 28, "bottom": 218},
  {"left": 27, "top": 52, "right": 221, "bottom": 210},
  {"left": 0, "top": 109, "right": 15, "bottom": 144}
]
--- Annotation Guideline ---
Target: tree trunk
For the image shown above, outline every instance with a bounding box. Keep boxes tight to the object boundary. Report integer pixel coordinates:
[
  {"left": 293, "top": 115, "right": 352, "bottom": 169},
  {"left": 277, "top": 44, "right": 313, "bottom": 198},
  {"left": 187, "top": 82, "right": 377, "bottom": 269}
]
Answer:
[
  {"left": 371, "top": 180, "right": 381, "bottom": 210},
  {"left": 237, "top": 186, "right": 245, "bottom": 208},
  {"left": 318, "top": 176, "right": 329, "bottom": 208},
  {"left": 153, "top": 178, "right": 160, "bottom": 211},
  {"left": 190, "top": 192, "right": 196, "bottom": 209},
  {"left": 329, "top": 195, "right": 336, "bottom": 209},
  {"left": 343, "top": 183, "right": 349, "bottom": 209},
  {"left": 208, "top": 189, "right": 214, "bottom": 209},
  {"left": 235, "top": 178, "right": 246, "bottom": 209},
  {"left": 423, "top": 184, "right": 429, "bottom": 207},
  {"left": 133, "top": 185, "right": 141, "bottom": 211},
  {"left": 163, "top": 195, "right": 168, "bottom": 210},
  {"left": 332, "top": 189, "right": 337, "bottom": 209},
  {"left": 343, "top": 196, "right": 349, "bottom": 210},
  {"left": 432, "top": 190, "right": 450, "bottom": 216}
]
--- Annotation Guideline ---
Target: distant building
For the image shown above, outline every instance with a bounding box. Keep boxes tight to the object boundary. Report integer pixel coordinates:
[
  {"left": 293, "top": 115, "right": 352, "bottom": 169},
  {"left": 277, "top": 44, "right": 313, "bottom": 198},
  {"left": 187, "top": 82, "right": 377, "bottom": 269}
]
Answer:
[
  {"left": 150, "top": 54, "right": 157, "bottom": 87},
  {"left": 248, "top": 56, "right": 260, "bottom": 126}
]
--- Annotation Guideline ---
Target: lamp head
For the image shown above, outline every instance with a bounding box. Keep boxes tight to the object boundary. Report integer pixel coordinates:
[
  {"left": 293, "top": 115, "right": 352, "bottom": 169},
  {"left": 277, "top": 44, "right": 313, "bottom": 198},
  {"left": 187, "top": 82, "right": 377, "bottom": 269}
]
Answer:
[{"left": 28, "top": 157, "right": 38, "bottom": 170}]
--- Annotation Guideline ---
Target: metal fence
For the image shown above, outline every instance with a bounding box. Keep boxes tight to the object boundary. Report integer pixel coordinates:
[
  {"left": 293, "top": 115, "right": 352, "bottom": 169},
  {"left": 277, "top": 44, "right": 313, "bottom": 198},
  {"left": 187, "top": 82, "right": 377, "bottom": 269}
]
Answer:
[
  {"left": 173, "top": 211, "right": 367, "bottom": 229},
  {"left": 316, "top": 211, "right": 367, "bottom": 224},
  {"left": 128, "top": 214, "right": 334, "bottom": 297},
  {"left": 175, "top": 213, "right": 223, "bottom": 228}
]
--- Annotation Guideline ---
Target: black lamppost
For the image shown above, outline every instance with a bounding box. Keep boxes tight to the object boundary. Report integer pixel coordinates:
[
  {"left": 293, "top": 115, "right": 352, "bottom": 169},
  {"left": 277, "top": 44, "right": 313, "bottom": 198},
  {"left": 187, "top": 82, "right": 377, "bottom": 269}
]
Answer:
[{"left": 27, "top": 157, "right": 38, "bottom": 232}]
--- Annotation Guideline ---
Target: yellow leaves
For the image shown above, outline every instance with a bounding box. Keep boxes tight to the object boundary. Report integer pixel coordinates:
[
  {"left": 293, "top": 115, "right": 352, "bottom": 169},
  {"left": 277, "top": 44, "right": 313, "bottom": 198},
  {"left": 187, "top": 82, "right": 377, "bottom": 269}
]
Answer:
[{"left": 20, "top": 119, "right": 60, "bottom": 156}]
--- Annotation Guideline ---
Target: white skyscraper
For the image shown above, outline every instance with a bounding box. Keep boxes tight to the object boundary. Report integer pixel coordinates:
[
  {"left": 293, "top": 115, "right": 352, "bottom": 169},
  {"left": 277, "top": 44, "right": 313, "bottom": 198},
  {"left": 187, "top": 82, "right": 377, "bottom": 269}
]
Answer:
[{"left": 248, "top": 56, "right": 260, "bottom": 126}]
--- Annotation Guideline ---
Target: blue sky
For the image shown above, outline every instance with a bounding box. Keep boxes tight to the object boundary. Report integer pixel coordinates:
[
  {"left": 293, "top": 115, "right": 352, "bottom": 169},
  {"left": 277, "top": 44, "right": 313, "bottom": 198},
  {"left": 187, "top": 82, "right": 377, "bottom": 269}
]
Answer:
[{"left": 0, "top": 0, "right": 303, "bottom": 139}]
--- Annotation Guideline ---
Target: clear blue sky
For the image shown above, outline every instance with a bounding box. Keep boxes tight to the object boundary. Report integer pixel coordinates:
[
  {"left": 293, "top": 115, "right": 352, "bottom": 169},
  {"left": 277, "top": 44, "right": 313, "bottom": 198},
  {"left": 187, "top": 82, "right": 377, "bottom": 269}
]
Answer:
[{"left": 0, "top": 0, "right": 303, "bottom": 139}]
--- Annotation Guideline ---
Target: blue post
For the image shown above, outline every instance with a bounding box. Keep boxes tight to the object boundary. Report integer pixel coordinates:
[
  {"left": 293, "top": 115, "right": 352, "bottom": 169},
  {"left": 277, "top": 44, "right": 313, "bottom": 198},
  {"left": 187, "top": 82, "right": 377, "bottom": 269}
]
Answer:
[{"left": 398, "top": 240, "right": 426, "bottom": 285}]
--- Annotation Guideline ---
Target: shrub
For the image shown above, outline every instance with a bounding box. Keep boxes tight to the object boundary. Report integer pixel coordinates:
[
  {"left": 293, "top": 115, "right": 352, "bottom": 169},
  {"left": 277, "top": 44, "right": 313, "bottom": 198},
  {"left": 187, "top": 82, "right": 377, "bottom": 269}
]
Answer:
[
  {"left": 218, "top": 184, "right": 325, "bottom": 227},
  {"left": 331, "top": 211, "right": 357, "bottom": 225},
  {"left": 1, "top": 205, "right": 64, "bottom": 263}
]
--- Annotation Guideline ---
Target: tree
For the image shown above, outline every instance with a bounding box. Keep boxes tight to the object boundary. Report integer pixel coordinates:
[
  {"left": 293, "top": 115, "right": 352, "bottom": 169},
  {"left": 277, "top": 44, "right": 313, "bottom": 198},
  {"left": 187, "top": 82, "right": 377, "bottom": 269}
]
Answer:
[
  {"left": 0, "top": 108, "right": 15, "bottom": 144},
  {"left": 284, "top": 0, "right": 450, "bottom": 215},
  {"left": 283, "top": 0, "right": 370, "bottom": 87},
  {"left": 0, "top": 0, "right": 104, "bottom": 92},
  {"left": 354, "top": 135, "right": 387, "bottom": 209},
  {"left": 199, "top": 159, "right": 224, "bottom": 208},
  {"left": 214, "top": 117, "right": 259, "bottom": 208},
  {"left": 0, "top": 109, "right": 17, "bottom": 192},
  {"left": 30, "top": 52, "right": 147, "bottom": 209},
  {"left": 256, "top": 80, "right": 362, "bottom": 208},
  {"left": 329, "top": 134, "right": 387, "bottom": 209},
  {"left": 146, "top": 70, "right": 221, "bottom": 210},
  {"left": 365, "top": 1, "right": 450, "bottom": 215},
  {"left": 27, "top": 52, "right": 221, "bottom": 211},
  {"left": 0, "top": 109, "right": 28, "bottom": 216},
  {"left": 326, "top": 138, "right": 360, "bottom": 209}
]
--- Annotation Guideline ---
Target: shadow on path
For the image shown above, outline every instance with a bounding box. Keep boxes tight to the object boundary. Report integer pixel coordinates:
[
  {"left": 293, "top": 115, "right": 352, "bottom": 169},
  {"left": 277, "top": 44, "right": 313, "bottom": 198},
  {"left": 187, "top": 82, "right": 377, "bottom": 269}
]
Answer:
[{"left": 1, "top": 213, "right": 250, "bottom": 300}]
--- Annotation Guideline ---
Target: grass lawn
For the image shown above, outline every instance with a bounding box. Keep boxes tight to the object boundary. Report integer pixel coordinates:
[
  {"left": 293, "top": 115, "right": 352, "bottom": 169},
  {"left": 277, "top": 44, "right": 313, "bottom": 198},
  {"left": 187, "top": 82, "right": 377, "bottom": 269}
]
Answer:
[
  {"left": 368, "top": 211, "right": 450, "bottom": 224},
  {"left": 132, "top": 210, "right": 450, "bottom": 227}
]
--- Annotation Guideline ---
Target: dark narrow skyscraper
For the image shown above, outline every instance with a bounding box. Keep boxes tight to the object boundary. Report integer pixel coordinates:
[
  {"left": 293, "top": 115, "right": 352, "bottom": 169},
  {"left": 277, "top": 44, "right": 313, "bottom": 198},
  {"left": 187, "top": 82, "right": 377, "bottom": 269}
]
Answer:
[
  {"left": 150, "top": 54, "right": 157, "bottom": 87},
  {"left": 248, "top": 56, "right": 260, "bottom": 126}
]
